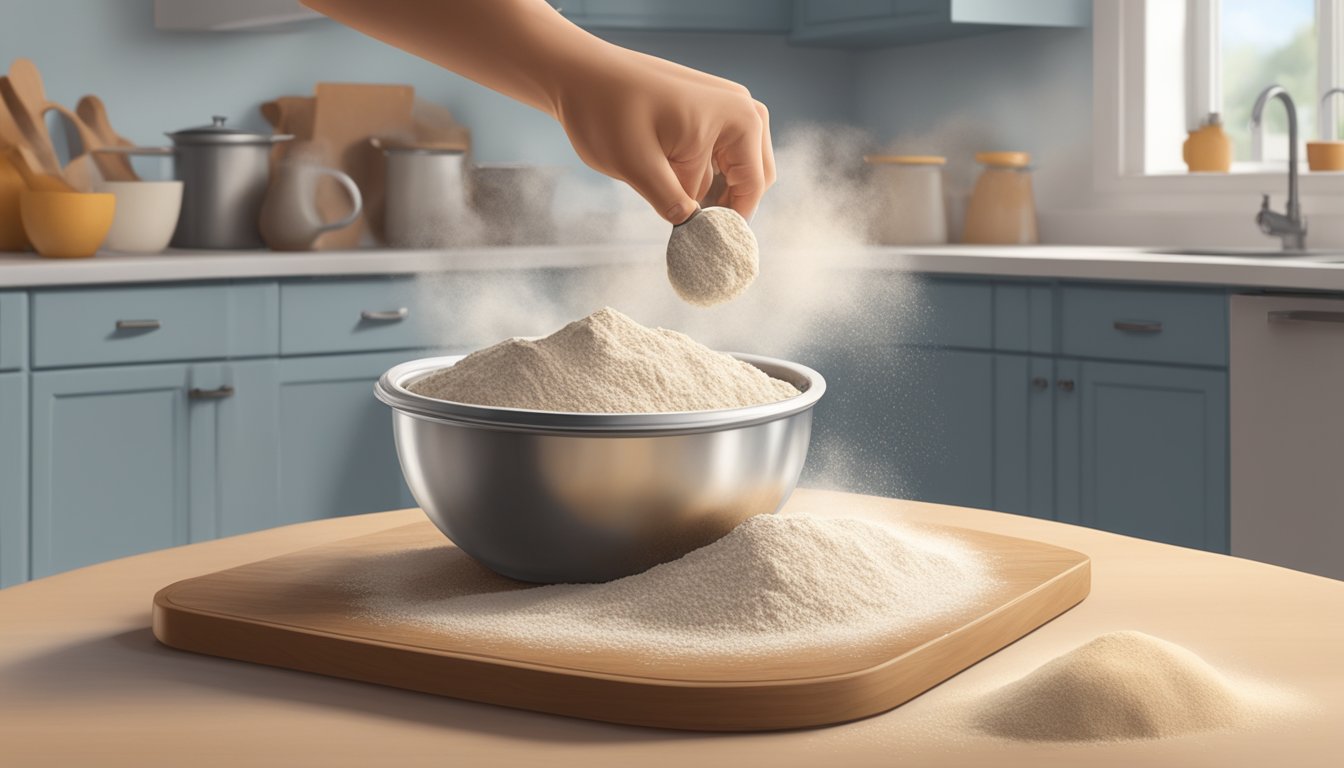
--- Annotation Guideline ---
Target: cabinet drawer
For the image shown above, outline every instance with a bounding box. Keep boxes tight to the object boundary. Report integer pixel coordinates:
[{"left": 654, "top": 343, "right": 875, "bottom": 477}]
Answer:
[
  {"left": 280, "top": 278, "right": 435, "bottom": 355},
  {"left": 1060, "top": 286, "right": 1227, "bottom": 367},
  {"left": 32, "top": 283, "right": 278, "bottom": 369},
  {"left": 0, "top": 292, "right": 26, "bottom": 371},
  {"left": 904, "top": 278, "right": 993, "bottom": 349}
]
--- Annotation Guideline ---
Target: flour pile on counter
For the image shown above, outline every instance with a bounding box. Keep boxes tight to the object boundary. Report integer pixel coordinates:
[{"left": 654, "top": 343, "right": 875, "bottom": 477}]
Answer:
[
  {"left": 407, "top": 306, "right": 798, "bottom": 412},
  {"left": 350, "top": 515, "right": 994, "bottom": 660},
  {"left": 665, "top": 206, "right": 759, "bottom": 307},
  {"left": 973, "top": 631, "right": 1278, "bottom": 741}
]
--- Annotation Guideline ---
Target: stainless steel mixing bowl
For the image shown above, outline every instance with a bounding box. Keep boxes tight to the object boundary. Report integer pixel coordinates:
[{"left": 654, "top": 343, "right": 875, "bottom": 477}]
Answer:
[{"left": 374, "top": 353, "right": 825, "bottom": 583}]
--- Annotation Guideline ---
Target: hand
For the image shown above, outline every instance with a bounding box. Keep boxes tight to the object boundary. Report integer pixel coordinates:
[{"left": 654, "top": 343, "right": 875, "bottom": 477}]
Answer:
[
  {"left": 551, "top": 46, "right": 776, "bottom": 224},
  {"left": 302, "top": 0, "right": 776, "bottom": 224}
]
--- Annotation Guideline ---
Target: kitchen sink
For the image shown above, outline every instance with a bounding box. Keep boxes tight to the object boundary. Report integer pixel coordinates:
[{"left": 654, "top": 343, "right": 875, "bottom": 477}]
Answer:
[{"left": 1146, "top": 248, "right": 1344, "bottom": 262}]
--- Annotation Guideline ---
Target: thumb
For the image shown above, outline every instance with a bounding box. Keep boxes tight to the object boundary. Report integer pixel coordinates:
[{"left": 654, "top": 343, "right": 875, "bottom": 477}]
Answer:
[{"left": 623, "top": 156, "right": 699, "bottom": 225}]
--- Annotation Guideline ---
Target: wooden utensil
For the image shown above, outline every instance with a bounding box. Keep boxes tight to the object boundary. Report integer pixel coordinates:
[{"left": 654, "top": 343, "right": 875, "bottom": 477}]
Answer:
[
  {"left": 410, "top": 99, "right": 470, "bottom": 151},
  {"left": 6, "top": 145, "right": 74, "bottom": 192},
  {"left": 153, "top": 517, "right": 1090, "bottom": 732},
  {"left": 76, "top": 95, "right": 139, "bottom": 181},
  {"left": 260, "top": 95, "right": 316, "bottom": 168},
  {"left": 3, "top": 59, "right": 61, "bottom": 172},
  {"left": 309, "top": 83, "right": 414, "bottom": 248}
]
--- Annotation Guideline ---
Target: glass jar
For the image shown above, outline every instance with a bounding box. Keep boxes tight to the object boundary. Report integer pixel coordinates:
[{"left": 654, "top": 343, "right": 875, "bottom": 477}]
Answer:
[
  {"left": 864, "top": 154, "right": 948, "bottom": 245},
  {"left": 962, "top": 152, "right": 1038, "bottom": 245}
]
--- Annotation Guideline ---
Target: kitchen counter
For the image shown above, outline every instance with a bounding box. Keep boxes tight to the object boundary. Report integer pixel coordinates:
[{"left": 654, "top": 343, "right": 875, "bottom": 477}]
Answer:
[
  {"left": 1, "top": 489, "right": 1339, "bottom": 767},
  {"left": 6, "top": 244, "right": 1344, "bottom": 291}
]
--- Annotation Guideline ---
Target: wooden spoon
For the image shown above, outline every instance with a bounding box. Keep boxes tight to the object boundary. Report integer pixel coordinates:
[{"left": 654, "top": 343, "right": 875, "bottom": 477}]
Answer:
[
  {"left": 3, "top": 59, "right": 61, "bottom": 172},
  {"left": 76, "top": 95, "right": 138, "bottom": 181},
  {"left": 6, "top": 145, "right": 75, "bottom": 192}
]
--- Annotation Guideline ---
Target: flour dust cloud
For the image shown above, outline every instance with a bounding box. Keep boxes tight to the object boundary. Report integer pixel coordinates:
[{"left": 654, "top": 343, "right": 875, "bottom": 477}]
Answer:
[{"left": 413, "top": 124, "right": 949, "bottom": 498}]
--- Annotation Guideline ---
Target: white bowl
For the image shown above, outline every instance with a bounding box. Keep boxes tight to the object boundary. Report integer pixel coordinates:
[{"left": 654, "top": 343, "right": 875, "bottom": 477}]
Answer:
[{"left": 95, "top": 180, "right": 183, "bottom": 253}]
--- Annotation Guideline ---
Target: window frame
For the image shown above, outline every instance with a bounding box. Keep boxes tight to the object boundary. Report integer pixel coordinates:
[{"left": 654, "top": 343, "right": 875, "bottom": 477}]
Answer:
[{"left": 1093, "top": 0, "right": 1344, "bottom": 204}]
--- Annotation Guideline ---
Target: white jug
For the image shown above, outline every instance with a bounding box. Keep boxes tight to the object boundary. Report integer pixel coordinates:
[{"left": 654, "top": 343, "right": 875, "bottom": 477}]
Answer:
[{"left": 259, "top": 163, "right": 362, "bottom": 251}]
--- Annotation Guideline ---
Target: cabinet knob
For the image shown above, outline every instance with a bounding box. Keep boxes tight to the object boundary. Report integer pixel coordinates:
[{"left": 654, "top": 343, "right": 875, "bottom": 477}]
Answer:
[
  {"left": 1113, "top": 320, "right": 1163, "bottom": 333},
  {"left": 1031, "top": 376, "right": 1049, "bottom": 391},
  {"left": 115, "top": 319, "right": 161, "bottom": 331},
  {"left": 189, "top": 385, "right": 235, "bottom": 400},
  {"left": 360, "top": 308, "right": 409, "bottom": 323},
  {"left": 1056, "top": 378, "right": 1075, "bottom": 392}
]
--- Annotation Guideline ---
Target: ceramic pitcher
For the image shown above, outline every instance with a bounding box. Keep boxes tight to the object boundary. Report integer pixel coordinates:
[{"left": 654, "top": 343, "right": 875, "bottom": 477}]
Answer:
[{"left": 259, "top": 163, "right": 362, "bottom": 251}]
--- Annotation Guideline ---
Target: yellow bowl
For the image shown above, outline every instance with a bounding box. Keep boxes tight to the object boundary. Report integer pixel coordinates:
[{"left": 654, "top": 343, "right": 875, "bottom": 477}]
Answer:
[
  {"left": 0, "top": 154, "right": 29, "bottom": 251},
  {"left": 19, "top": 190, "right": 116, "bottom": 258},
  {"left": 1307, "top": 141, "right": 1344, "bottom": 171}
]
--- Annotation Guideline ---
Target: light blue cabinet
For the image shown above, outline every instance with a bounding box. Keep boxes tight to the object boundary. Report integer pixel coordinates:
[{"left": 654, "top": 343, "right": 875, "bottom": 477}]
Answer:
[
  {"left": 992, "top": 354, "right": 1054, "bottom": 519},
  {"left": 791, "top": 0, "right": 1090, "bottom": 48},
  {"left": 802, "top": 341, "right": 995, "bottom": 508},
  {"left": 1055, "top": 360, "right": 1229, "bottom": 552},
  {"left": 29, "top": 360, "right": 280, "bottom": 577},
  {"left": 0, "top": 291, "right": 25, "bottom": 372},
  {"left": 0, "top": 373, "right": 26, "bottom": 587},
  {"left": 813, "top": 276, "right": 1229, "bottom": 553},
  {"left": 276, "top": 351, "right": 415, "bottom": 525},
  {"left": 557, "top": 0, "right": 793, "bottom": 33},
  {"left": 31, "top": 364, "right": 192, "bottom": 578}
]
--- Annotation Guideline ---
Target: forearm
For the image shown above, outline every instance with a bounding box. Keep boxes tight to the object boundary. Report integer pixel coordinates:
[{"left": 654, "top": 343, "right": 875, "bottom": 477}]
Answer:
[{"left": 302, "top": 0, "right": 611, "bottom": 117}]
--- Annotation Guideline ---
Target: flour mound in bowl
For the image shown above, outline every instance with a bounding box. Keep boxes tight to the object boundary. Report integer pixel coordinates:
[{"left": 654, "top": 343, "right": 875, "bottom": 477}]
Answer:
[
  {"left": 407, "top": 306, "right": 800, "bottom": 413},
  {"left": 973, "top": 631, "right": 1271, "bottom": 741},
  {"left": 666, "top": 206, "right": 759, "bottom": 307}
]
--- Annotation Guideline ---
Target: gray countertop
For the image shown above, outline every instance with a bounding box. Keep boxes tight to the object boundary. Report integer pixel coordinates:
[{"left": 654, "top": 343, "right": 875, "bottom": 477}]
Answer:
[{"left": 3, "top": 244, "right": 1344, "bottom": 291}]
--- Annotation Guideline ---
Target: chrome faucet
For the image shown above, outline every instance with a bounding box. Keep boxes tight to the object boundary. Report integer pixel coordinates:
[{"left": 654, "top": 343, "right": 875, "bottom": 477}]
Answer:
[{"left": 1251, "top": 85, "right": 1307, "bottom": 251}]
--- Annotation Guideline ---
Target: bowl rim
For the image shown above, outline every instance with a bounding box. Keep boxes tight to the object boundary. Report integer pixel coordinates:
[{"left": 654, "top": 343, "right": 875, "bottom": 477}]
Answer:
[{"left": 374, "top": 352, "right": 826, "bottom": 435}]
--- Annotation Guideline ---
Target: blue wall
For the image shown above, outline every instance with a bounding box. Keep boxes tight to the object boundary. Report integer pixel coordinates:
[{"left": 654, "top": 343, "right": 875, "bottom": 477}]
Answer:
[{"left": 0, "top": 0, "right": 857, "bottom": 166}]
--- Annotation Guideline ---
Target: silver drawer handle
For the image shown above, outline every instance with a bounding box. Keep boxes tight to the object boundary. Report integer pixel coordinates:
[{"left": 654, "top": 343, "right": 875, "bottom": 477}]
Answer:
[
  {"left": 188, "top": 386, "right": 235, "bottom": 400},
  {"left": 1113, "top": 320, "right": 1163, "bottom": 333},
  {"left": 115, "top": 319, "right": 161, "bottom": 331},
  {"left": 360, "top": 308, "right": 409, "bottom": 322},
  {"left": 1268, "top": 310, "right": 1344, "bottom": 324}
]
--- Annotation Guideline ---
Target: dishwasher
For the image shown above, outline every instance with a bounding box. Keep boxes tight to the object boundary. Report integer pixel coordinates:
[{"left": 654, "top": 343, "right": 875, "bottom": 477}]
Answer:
[{"left": 1231, "top": 294, "right": 1344, "bottom": 580}]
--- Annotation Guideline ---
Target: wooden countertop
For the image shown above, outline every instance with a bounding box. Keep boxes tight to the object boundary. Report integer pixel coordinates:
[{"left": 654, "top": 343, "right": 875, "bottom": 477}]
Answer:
[{"left": 1, "top": 489, "right": 1340, "bottom": 767}]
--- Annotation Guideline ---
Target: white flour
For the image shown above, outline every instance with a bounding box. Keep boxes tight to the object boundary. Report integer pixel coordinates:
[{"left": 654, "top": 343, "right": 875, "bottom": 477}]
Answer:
[
  {"left": 972, "top": 631, "right": 1283, "bottom": 741},
  {"left": 407, "top": 306, "right": 798, "bottom": 413},
  {"left": 349, "top": 515, "right": 994, "bottom": 662},
  {"left": 666, "top": 206, "right": 759, "bottom": 307}
]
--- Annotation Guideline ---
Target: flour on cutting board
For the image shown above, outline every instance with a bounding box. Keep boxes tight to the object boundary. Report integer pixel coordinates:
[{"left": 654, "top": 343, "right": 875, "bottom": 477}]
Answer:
[{"left": 346, "top": 514, "right": 996, "bottom": 662}]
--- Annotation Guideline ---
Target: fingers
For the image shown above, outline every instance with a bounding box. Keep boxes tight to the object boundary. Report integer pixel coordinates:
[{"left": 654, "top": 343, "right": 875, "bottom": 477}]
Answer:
[
  {"left": 624, "top": 149, "right": 700, "bottom": 225},
  {"left": 713, "top": 99, "right": 768, "bottom": 220},
  {"left": 757, "top": 101, "right": 776, "bottom": 189}
]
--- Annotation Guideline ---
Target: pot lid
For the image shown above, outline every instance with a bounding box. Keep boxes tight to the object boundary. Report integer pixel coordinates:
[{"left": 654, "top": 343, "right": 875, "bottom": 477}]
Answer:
[{"left": 167, "top": 115, "right": 292, "bottom": 145}]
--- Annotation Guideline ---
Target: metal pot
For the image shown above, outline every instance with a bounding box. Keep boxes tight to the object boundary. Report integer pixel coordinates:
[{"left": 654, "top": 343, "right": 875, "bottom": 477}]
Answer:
[
  {"left": 373, "top": 139, "right": 469, "bottom": 248},
  {"left": 167, "top": 116, "right": 292, "bottom": 249},
  {"left": 101, "top": 116, "right": 292, "bottom": 249}
]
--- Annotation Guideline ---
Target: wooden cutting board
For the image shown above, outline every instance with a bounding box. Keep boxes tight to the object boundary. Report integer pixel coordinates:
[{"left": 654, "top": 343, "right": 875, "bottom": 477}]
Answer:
[
  {"left": 309, "top": 83, "right": 414, "bottom": 249},
  {"left": 153, "top": 516, "right": 1089, "bottom": 731}
]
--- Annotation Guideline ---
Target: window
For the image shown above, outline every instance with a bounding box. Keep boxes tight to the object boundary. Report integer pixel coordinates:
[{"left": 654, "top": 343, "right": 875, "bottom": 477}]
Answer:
[
  {"left": 1096, "top": 0, "right": 1344, "bottom": 188},
  {"left": 1219, "top": 0, "right": 1318, "bottom": 162}
]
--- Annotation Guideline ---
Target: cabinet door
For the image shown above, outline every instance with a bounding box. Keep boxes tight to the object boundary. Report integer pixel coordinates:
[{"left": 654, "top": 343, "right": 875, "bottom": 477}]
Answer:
[
  {"left": 0, "top": 373, "right": 26, "bottom": 587},
  {"left": 31, "top": 364, "right": 192, "bottom": 578},
  {"left": 803, "top": 344, "right": 994, "bottom": 508},
  {"left": 993, "top": 355, "right": 1054, "bottom": 519},
  {"left": 276, "top": 351, "right": 415, "bottom": 525},
  {"left": 1056, "top": 360, "right": 1228, "bottom": 552},
  {"left": 188, "top": 360, "right": 280, "bottom": 539}
]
